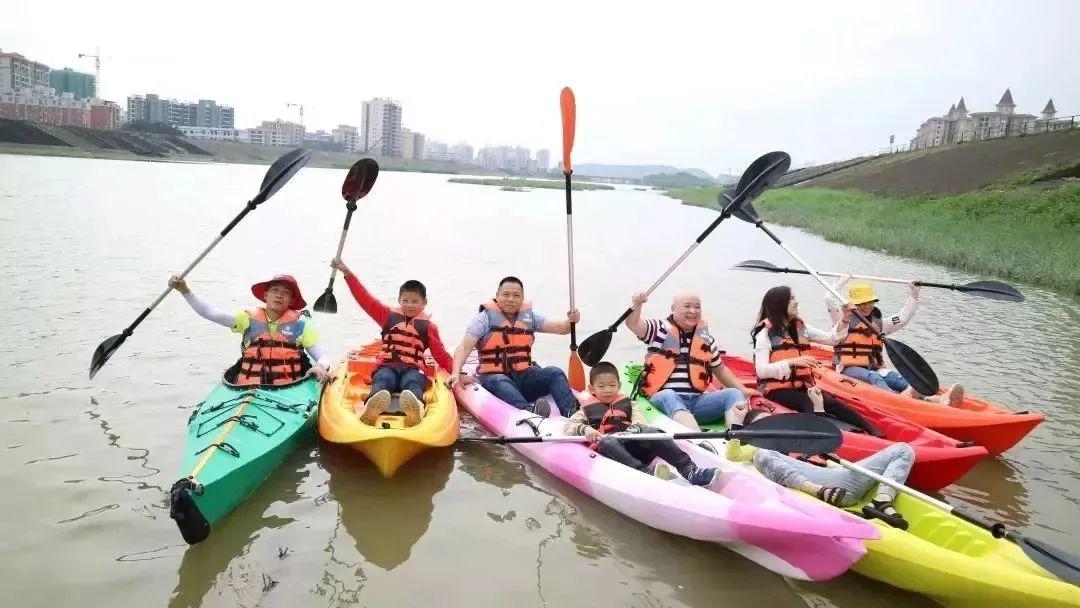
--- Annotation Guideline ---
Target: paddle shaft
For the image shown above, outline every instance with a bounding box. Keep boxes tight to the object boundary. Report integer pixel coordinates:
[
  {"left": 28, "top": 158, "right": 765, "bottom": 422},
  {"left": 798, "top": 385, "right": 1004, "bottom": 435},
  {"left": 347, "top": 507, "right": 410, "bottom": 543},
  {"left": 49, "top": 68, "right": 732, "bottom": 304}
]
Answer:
[
  {"left": 324, "top": 202, "right": 358, "bottom": 289},
  {"left": 604, "top": 229, "right": 714, "bottom": 331},
  {"left": 124, "top": 201, "right": 258, "bottom": 335},
  {"left": 747, "top": 265, "right": 980, "bottom": 291},
  {"left": 824, "top": 454, "right": 1014, "bottom": 539},
  {"left": 470, "top": 428, "right": 834, "bottom": 444},
  {"left": 564, "top": 172, "right": 578, "bottom": 348}
]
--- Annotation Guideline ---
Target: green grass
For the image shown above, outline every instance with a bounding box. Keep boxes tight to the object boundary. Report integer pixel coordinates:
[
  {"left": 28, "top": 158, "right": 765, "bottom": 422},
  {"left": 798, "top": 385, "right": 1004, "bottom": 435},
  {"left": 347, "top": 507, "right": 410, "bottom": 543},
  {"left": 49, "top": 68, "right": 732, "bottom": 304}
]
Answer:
[
  {"left": 664, "top": 185, "right": 1080, "bottom": 295},
  {"left": 448, "top": 177, "right": 614, "bottom": 191}
]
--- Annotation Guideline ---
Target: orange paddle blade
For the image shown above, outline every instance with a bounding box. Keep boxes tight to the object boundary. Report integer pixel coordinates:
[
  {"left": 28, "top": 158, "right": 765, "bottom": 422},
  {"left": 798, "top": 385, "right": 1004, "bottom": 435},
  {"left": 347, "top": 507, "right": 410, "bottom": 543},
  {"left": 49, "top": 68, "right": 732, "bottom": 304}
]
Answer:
[
  {"left": 560, "top": 87, "right": 576, "bottom": 173},
  {"left": 568, "top": 350, "right": 586, "bottom": 392}
]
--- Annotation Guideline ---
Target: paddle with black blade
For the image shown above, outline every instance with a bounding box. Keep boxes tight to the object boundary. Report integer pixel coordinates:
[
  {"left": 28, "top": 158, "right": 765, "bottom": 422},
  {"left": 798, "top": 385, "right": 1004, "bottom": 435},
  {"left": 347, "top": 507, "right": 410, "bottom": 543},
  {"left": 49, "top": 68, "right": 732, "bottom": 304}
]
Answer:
[
  {"left": 822, "top": 453, "right": 1080, "bottom": 586},
  {"left": 313, "top": 158, "right": 381, "bottom": 314},
  {"left": 577, "top": 151, "right": 792, "bottom": 366},
  {"left": 561, "top": 86, "right": 587, "bottom": 391},
  {"left": 462, "top": 412, "right": 841, "bottom": 453},
  {"left": 732, "top": 259, "right": 1024, "bottom": 302},
  {"left": 89, "top": 147, "right": 312, "bottom": 380},
  {"left": 729, "top": 200, "right": 940, "bottom": 396}
]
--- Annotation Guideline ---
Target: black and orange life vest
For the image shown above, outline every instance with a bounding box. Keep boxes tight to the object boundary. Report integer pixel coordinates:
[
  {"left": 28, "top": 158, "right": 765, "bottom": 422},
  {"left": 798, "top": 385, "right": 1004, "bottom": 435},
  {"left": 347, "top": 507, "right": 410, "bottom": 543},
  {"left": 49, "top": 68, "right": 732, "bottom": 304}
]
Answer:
[
  {"left": 476, "top": 299, "right": 535, "bottom": 374},
  {"left": 579, "top": 392, "right": 634, "bottom": 435},
  {"left": 834, "top": 309, "right": 885, "bottom": 369},
  {"left": 234, "top": 307, "right": 311, "bottom": 386},
  {"left": 754, "top": 318, "right": 813, "bottom": 394},
  {"left": 378, "top": 307, "right": 431, "bottom": 369},
  {"left": 639, "top": 317, "right": 712, "bottom": 397}
]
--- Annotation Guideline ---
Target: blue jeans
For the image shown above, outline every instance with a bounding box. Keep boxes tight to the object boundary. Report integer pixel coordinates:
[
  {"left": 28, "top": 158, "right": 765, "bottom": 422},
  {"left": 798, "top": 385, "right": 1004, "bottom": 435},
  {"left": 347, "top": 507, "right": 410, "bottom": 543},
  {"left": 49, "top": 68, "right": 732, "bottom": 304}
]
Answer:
[
  {"left": 478, "top": 365, "right": 577, "bottom": 416},
  {"left": 842, "top": 366, "right": 909, "bottom": 393},
  {"left": 649, "top": 388, "right": 745, "bottom": 425},
  {"left": 370, "top": 364, "right": 427, "bottom": 396}
]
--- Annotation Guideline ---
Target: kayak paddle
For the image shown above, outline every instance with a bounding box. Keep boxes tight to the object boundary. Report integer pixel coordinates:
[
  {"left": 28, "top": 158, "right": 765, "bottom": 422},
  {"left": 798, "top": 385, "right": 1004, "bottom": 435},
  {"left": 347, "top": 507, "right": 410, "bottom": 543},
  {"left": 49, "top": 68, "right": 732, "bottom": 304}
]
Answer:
[
  {"left": 730, "top": 201, "right": 941, "bottom": 396},
  {"left": 313, "top": 158, "right": 381, "bottom": 314},
  {"left": 577, "top": 151, "right": 792, "bottom": 367},
  {"left": 824, "top": 453, "right": 1080, "bottom": 586},
  {"left": 89, "top": 147, "right": 312, "bottom": 380},
  {"left": 561, "top": 86, "right": 586, "bottom": 391},
  {"left": 462, "top": 412, "right": 842, "bottom": 454},
  {"left": 732, "top": 259, "right": 1024, "bottom": 302}
]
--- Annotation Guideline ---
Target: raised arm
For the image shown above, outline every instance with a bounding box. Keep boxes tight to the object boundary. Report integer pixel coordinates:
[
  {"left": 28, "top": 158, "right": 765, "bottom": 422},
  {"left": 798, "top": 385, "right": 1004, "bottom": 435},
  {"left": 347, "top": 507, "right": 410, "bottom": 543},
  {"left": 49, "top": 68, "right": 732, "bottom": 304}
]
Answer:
[
  {"left": 624, "top": 292, "right": 650, "bottom": 339},
  {"left": 170, "top": 276, "right": 236, "bottom": 328}
]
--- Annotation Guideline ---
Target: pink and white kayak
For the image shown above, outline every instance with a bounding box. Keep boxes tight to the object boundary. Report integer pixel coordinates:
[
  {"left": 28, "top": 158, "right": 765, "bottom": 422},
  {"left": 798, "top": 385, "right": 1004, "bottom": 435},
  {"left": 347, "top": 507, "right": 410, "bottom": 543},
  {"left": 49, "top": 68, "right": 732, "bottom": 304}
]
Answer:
[{"left": 455, "top": 381, "right": 879, "bottom": 581}]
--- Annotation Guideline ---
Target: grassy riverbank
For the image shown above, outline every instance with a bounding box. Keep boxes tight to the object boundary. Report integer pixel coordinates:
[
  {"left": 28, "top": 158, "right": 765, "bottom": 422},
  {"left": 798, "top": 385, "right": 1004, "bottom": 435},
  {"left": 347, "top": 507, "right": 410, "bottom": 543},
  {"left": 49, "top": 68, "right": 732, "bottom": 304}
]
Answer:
[
  {"left": 663, "top": 184, "right": 1080, "bottom": 295},
  {"left": 448, "top": 177, "right": 615, "bottom": 191}
]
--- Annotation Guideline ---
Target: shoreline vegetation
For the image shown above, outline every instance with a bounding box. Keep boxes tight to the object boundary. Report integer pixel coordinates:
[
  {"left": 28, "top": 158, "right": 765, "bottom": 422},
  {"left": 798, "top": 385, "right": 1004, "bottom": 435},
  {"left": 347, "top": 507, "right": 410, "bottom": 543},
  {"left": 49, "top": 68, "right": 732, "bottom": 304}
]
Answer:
[
  {"left": 448, "top": 177, "right": 615, "bottom": 191},
  {"left": 662, "top": 181, "right": 1080, "bottom": 295}
]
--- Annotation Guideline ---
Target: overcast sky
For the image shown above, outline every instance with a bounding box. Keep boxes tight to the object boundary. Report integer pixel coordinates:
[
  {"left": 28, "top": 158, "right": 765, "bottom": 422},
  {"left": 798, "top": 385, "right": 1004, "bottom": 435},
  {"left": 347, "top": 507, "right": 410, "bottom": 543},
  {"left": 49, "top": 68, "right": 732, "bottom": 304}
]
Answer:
[{"left": 4, "top": 0, "right": 1078, "bottom": 173}]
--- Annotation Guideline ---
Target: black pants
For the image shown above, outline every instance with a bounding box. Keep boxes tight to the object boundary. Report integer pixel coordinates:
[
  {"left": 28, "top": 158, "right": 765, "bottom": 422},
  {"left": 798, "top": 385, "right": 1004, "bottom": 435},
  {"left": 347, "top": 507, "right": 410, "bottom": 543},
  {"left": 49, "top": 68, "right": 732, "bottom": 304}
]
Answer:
[
  {"left": 767, "top": 388, "right": 884, "bottom": 437},
  {"left": 594, "top": 426, "right": 696, "bottom": 477}
]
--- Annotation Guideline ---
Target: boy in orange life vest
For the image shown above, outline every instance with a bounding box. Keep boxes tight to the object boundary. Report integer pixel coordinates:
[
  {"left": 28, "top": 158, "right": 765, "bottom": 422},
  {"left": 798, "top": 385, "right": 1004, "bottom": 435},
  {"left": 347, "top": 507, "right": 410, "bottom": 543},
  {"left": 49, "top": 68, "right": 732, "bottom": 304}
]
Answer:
[
  {"left": 564, "top": 362, "right": 721, "bottom": 486},
  {"left": 331, "top": 258, "right": 453, "bottom": 427},
  {"left": 168, "top": 274, "right": 331, "bottom": 385},
  {"left": 625, "top": 292, "right": 758, "bottom": 432}
]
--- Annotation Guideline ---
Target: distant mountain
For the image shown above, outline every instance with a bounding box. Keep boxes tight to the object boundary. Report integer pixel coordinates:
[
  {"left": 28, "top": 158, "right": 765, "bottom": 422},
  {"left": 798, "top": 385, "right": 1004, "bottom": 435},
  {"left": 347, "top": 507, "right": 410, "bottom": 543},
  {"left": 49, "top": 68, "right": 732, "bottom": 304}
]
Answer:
[{"left": 574, "top": 163, "right": 715, "bottom": 181}]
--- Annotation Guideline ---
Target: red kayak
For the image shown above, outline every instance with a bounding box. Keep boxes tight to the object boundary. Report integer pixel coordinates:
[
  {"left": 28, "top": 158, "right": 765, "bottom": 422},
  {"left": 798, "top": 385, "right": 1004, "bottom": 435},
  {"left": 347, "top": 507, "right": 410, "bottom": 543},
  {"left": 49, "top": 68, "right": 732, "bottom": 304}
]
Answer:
[
  {"left": 723, "top": 355, "right": 988, "bottom": 492},
  {"left": 804, "top": 346, "right": 1044, "bottom": 455}
]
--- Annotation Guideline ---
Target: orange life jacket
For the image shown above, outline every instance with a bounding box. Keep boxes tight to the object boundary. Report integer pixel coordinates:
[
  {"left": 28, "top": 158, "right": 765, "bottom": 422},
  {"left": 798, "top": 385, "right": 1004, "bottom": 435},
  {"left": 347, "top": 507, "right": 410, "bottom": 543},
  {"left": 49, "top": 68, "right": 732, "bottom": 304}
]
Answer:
[
  {"left": 234, "top": 308, "right": 310, "bottom": 386},
  {"left": 640, "top": 317, "right": 712, "bottom": 397},
  {"left": 378, "top": 307, "right": 431, "bottom": 369},
  {"left": 476, "top": 299, "right": 535, "bottom": 374},
  {"left": 754, "top": 318, "right": 813, "bottom": 394},
  {"left": 835, "top": 308, "right": 885, "bottom": 369},
  {"left": 579, "top": 392, "right": 634, "bottom": 435}
]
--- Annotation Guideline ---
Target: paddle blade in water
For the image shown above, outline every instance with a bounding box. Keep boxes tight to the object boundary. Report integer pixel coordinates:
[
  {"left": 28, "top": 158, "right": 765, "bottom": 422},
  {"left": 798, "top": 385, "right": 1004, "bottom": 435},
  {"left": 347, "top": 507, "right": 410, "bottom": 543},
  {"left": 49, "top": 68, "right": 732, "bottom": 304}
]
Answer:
[
  {"left": 312, "top": 289, "right": 338, "bottom": 314},
  {"left": 734, "top": 152, "right": 791, "bottom": 203},
  {"left": 884, "top": 338, "right": 940, "bottom": 396},
  {"left": 253, "top": 147, "right": 312, "bottom": 205},
  {"left": 578, "top": 329, "right": 614, "bottom": 367},
  {"left": 733, "top": 259, "right": 783, "bottom": 273},
  {"left": 1018, "top": 534, "right": 1080, "bottom": 586},
  {"left": 561, "top": 87, "right": 576, "bottom": 172},
  {"left": 567, "top": 351, "right": 586, "bottom": 391},
  {"left": 89, "top": 332, "right": 128, "bottom": 379},
  {"left": 733, "top": 413, "right": 843, "bottom": 454},
  {"left": 960, "top": 280, "right": 1025, "bottom": 302}
]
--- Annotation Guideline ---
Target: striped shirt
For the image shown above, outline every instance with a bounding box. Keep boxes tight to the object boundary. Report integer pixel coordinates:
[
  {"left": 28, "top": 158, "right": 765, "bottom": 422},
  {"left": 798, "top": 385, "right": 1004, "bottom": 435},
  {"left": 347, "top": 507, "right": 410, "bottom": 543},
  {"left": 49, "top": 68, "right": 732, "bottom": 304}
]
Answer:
[{"left": 639, "top": 318, "right": 725, "bottom": 394}]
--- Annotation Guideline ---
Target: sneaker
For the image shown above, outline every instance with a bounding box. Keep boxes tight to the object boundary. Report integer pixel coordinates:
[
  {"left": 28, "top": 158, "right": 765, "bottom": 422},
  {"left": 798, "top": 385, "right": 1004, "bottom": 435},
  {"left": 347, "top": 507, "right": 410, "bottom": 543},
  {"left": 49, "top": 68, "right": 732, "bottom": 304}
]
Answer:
[
  {"left": 688, "top": 467, "right": 721, "bottom": 487},
  {"left": 530, "top": 399, "right": 552, "bottom": 418},
  {"left": 359, "top": 390, "right": 391, "bottom": 425},
  {"left": 651, "top": 462, "right": 678, "bottom": 481},
  {"left": 400, "top": 390, "right": 426, "bottom": 427}
]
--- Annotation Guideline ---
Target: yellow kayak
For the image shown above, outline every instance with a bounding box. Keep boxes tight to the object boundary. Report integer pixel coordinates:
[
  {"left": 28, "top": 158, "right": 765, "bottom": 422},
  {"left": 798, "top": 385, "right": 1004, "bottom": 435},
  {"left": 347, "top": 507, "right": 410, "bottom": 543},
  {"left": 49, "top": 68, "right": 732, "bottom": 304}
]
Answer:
[
  {"left": 319, "top": 342, "right": 459, "bottom": 477},
  {"left": 850, "top": 491, "right": 1080, "bottom": 608}
]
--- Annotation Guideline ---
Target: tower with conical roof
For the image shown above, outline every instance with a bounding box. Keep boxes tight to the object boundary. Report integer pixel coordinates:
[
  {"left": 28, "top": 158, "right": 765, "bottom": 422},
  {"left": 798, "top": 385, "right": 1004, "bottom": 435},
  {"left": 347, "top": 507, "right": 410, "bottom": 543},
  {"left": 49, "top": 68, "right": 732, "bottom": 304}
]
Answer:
[
  {"left": 956, "top": 97, "right": 968, "bottom": 115},
  {"left": 996, "top": 88, "right": 1016, "bottom": 115},
  {"left": 1042, "top": 98, "right": 1057, "bottom": 120}
]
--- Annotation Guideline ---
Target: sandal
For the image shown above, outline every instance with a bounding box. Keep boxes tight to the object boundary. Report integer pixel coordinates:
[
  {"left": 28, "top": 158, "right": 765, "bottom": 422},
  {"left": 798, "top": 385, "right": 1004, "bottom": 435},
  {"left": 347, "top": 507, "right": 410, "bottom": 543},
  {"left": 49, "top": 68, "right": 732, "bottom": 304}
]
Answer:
[
  {"left": 816, "top": 486, "right": 847, "bottom": 506},
  {"left": 862, "top": 500, "right": 909, "bottom": 530}
]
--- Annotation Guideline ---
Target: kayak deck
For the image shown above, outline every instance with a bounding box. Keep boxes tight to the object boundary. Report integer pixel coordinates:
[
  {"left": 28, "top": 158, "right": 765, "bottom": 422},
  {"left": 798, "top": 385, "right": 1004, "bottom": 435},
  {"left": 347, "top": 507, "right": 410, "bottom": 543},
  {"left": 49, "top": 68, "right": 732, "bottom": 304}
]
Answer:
[{"left": 319, "top": 342, "right": 459, "bottom": 477}]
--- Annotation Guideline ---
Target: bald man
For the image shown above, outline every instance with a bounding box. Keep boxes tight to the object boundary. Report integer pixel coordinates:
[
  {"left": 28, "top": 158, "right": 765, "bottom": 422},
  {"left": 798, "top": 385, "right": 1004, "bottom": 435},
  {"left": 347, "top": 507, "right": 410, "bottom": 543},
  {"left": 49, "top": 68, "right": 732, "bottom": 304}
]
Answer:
[{"left": 625, "top": 292, "right": 758, "bottom": 431}]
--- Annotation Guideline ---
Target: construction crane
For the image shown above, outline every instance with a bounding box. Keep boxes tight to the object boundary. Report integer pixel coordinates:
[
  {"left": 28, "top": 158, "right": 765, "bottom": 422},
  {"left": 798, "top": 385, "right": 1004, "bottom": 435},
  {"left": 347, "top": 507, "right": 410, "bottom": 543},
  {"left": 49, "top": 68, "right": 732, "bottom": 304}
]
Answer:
[
  {"left": 286, "top": 103, "right": 305, "bottom": 126},
  {"left": 78, "top": 47, "right": 102, "bottom": 98}
]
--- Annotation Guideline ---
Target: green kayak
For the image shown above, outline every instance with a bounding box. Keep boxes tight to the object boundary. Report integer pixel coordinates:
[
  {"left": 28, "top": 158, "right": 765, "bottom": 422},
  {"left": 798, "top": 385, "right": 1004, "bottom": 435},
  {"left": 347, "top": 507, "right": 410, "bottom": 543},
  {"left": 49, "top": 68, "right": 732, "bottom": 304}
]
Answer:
[{"left": 169, "top": 376, "right": 320, "bottom": 544}]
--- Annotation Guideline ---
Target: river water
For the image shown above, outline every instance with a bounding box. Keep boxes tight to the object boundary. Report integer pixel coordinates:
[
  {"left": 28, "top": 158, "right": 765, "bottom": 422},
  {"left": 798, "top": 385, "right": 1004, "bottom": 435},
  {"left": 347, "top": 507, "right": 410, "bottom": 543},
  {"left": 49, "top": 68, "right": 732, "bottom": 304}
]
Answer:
[{"left": 1, "top": 154, "right": 1077, "bottom": 607}]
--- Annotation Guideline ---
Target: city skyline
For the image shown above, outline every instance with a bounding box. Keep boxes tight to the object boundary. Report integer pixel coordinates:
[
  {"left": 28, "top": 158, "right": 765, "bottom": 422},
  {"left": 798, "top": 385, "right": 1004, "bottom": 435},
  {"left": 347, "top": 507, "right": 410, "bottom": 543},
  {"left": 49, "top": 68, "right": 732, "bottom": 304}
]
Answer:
[{"left": 3, "top": 1, "right": 1080, "bottom": 171}]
